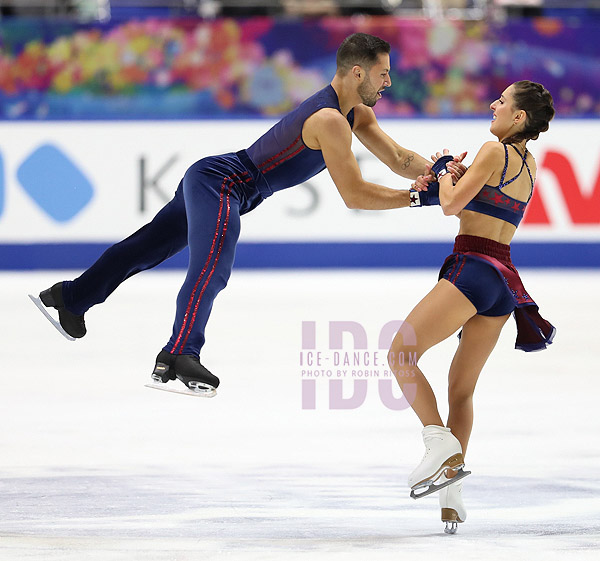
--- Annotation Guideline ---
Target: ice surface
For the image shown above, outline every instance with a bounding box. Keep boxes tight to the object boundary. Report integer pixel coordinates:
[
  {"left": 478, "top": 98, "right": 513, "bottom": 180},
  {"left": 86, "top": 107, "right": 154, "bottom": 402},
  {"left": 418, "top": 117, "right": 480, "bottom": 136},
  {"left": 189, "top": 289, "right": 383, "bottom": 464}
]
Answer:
[{"left": 1, "top": 269, "right": 599, "bottom": 560}]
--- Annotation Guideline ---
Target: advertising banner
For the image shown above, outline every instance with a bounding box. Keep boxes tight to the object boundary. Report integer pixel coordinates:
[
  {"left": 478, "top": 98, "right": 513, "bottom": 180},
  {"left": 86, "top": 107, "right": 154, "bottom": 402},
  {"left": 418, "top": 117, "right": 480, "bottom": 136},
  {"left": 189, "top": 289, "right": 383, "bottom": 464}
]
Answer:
[{"left": 0, "top": 119, "right": 599, "bottom": 268}]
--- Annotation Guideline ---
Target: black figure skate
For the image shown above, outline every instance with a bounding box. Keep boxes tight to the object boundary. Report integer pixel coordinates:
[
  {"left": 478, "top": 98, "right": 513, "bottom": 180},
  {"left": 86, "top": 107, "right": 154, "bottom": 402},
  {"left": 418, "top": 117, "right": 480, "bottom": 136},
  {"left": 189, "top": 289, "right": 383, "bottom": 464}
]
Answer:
[
  {"left": 29, "top": 282, "right": 86, "bottom": 341},
  {"left": 145, "top": 350, "right": 220, "bottom": 398}
]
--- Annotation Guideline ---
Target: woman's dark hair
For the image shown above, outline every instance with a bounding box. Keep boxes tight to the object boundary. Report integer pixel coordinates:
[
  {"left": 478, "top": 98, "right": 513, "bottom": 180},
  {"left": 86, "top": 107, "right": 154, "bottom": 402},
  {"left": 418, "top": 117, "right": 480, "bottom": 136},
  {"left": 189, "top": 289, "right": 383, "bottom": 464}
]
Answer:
[
  {"left": 504, "top": 80, "right": 555, "bottom": 144},
  {"left": 336, "top": 33, "right": 391, "bottom": 75}
]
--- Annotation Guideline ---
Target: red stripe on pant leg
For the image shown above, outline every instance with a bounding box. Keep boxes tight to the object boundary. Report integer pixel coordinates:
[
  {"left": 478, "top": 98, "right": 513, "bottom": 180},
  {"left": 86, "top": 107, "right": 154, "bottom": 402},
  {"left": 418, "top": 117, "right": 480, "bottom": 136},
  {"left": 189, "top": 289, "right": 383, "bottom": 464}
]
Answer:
[
  {"left": 178, "top": 182, "right": 232, "bottom": 352},
  {"left": 172, "top": 179, "right": 226, "bottom": 354}
]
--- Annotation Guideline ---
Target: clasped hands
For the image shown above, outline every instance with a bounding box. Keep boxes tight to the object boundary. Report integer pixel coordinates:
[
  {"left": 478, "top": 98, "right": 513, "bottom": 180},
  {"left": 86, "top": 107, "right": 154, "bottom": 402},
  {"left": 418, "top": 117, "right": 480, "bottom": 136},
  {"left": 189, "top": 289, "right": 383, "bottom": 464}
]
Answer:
[{"left": 412, "top": 149, "right": 468, "bottom": 192}]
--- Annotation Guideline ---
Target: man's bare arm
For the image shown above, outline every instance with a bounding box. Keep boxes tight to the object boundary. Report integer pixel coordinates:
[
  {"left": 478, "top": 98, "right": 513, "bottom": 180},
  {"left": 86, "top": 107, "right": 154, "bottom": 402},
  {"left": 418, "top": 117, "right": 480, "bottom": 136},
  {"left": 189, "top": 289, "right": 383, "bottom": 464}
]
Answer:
[
  {"left": 304, "top": 108, "right": 411, "bottom": 210},
  {"left": 352, "top": 104, "right": 430, "bottom": 180}
]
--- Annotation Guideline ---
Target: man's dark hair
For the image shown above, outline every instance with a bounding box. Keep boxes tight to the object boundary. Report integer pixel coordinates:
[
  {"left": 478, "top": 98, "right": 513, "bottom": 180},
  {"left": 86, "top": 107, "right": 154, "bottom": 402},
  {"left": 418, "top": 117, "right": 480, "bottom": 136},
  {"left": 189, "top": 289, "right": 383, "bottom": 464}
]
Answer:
[{"left": 336, "top": 33, "right": 391, "bottom": 75}]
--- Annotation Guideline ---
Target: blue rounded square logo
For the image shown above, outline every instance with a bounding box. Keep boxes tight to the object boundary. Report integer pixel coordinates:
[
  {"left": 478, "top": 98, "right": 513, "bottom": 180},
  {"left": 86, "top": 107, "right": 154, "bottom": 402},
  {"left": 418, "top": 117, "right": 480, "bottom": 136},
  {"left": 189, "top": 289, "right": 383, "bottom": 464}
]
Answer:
[{"left": 17, "top": 144, "right": 94, "bottom": 222}]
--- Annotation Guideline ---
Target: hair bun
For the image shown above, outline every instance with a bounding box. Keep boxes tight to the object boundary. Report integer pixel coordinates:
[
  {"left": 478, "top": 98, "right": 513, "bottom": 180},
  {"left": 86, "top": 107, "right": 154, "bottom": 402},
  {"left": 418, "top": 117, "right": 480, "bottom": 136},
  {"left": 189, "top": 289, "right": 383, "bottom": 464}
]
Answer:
[{"left": 503, "top": 80, "right": 555, "bottom": 145}]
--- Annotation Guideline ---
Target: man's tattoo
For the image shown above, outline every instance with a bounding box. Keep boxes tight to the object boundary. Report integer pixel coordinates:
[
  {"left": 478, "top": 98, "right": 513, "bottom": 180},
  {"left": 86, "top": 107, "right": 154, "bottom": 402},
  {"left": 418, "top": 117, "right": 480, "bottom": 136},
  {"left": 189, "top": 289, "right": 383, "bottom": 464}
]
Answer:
[{"left": 401, "top": 153, "right": 415, "bottom": 170}]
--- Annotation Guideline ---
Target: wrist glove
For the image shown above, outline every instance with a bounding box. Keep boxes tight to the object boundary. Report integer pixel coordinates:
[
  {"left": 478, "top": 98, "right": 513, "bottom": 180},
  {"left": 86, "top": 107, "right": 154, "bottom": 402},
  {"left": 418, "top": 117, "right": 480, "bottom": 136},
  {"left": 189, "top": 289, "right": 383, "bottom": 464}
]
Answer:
[
  {"left": 431, "top": 154, "right": 454, "bottom": 178},
  {"left": 409, "top": 181, "right": 439, "bottom": 207}
]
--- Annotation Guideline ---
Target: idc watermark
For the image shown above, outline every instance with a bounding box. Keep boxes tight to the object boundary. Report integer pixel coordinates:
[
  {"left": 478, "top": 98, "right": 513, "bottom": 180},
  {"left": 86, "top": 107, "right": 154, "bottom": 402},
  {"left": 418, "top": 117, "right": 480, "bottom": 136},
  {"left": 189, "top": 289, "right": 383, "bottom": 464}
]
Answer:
[{"left": 300, "top": 320, "right": 417, "bottom": 410}]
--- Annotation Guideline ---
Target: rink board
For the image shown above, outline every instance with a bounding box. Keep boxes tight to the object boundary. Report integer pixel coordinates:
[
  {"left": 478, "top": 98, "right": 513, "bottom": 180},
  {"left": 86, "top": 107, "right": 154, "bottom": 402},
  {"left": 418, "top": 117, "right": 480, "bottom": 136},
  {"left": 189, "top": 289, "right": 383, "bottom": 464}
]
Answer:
[
  {"left": 1, "top": 240, "right": 600, "bottom": 268},
  {"left": 0, "top": 119, "right": 599, "bottom": 268}
]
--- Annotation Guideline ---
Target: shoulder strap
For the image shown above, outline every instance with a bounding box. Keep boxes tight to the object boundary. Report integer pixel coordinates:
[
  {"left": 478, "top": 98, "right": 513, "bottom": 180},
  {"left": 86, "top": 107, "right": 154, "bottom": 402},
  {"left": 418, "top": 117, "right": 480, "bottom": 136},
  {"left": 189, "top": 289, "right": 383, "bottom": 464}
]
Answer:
[
  {"left": 510, "top": 144, "right": 535, "bottom": 199},
  {"left": 509, "top": 143, "right": 524, "bottom": 158},
  {"left": 498, "top": 143, "right": 510, "bottom": 186},
  {"left": 501, "top": 144, "right": 535, "bottom": 201},
  {"left": 500, "top": 144, "right": 527, "bottom": 189},
  {"left": 522, "top": 148, "right": 535, "bottom": 202}
]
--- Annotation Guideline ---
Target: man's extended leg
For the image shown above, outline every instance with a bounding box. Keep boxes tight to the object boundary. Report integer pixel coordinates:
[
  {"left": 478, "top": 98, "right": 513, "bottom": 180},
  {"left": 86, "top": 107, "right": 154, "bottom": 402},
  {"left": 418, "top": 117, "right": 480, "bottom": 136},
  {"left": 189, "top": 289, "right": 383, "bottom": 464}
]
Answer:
[
  {"left": 149, "top": 162, "right": 245, "bottom": 395},
  {"left": 39, "top": 182, "right": 188, "bottom": 337}
]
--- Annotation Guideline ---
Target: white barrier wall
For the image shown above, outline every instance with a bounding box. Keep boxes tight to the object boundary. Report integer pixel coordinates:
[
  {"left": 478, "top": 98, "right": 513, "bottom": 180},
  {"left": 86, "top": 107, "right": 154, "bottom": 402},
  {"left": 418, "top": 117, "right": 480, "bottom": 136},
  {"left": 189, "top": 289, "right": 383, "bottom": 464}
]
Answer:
[{"left": 0, "top": 119, "right": 598, "bottom": 265}]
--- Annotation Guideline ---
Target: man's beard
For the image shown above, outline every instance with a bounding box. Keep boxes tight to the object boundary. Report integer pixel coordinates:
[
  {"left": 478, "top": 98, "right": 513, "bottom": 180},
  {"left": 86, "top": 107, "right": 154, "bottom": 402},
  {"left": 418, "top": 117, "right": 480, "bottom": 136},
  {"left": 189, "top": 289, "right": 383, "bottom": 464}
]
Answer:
[{"left": 357, "top": 77, "right": 379, "bottom": 107}]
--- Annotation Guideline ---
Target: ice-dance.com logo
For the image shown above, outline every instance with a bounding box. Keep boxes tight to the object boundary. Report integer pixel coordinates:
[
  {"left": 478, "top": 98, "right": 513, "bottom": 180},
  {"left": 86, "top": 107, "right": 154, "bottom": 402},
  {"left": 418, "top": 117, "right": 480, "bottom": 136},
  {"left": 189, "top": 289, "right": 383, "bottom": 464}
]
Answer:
[{"left": 300, "top": 320, "right": 417, "bottom": 410}]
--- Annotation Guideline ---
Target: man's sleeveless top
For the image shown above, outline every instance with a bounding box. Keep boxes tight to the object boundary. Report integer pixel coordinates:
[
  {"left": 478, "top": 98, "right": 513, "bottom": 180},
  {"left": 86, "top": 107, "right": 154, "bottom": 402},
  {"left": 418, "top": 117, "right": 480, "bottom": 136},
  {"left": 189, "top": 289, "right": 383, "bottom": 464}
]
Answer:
[{"left": 239, "top": 85, "right": 355, "bottom": 198}]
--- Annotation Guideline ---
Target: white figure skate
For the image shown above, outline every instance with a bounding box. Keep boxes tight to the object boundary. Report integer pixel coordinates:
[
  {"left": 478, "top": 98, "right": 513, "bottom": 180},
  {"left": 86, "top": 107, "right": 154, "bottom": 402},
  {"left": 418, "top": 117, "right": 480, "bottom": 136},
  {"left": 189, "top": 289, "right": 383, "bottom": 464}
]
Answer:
[
  {"left": 439, "top": 473, "right": 467, "bottom": 534},
  {"left": 408, "top": 425, "right": 470, "bottom": 499}
]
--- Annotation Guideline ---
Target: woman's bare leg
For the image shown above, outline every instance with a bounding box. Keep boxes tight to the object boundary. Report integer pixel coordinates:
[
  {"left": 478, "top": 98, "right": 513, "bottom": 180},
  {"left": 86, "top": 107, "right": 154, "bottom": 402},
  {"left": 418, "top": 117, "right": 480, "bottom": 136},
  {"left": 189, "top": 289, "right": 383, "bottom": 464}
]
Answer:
[
  {"left": 388, "top": 279, "right": 477, "bottom": 427},
  {"left": 445, "top": 313, "right": 510, "bottom": 457}
]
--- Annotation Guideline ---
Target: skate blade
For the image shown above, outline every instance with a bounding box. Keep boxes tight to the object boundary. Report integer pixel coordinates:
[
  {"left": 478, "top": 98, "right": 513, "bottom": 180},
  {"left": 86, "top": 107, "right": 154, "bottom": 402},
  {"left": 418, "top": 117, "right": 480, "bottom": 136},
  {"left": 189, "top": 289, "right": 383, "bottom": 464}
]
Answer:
[
  {"left": 444, "top": 521, "right": 459, "bottom": 534},
  {"left": 410, "top": 468, "right": 471, "bottom": 500},
  {"left": 144, "top": 381, "right": 217, "bottom": 398},
  {"left": 28, "top": 294, "right": 76, "bottom": 341},
  {"left": 409, "top": 453, "right": 465, "bottom": 492}
]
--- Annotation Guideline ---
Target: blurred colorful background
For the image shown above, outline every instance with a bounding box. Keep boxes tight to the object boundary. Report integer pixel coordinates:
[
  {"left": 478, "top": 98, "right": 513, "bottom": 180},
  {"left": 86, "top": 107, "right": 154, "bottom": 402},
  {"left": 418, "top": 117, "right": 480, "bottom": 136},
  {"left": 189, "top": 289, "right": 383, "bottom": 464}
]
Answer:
[{"left": 1, "top": 15, "right": 599, "bottom": 120}]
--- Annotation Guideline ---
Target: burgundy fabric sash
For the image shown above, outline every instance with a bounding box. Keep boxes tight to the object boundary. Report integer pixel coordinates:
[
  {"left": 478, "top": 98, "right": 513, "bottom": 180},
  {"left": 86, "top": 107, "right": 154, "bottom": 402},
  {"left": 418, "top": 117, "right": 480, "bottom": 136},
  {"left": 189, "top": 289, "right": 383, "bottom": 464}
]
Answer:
[{"left": 444, "top": 235, "right": 556, "bottom": 352}]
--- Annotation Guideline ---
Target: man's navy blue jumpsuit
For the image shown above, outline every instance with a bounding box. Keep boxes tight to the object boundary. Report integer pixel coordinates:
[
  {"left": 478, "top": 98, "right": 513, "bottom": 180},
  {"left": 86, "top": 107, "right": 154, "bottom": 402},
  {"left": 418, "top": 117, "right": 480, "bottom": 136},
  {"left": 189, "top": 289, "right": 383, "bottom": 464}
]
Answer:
[{"left": 62, "top": 85, "right": 355, "bottom": 356}]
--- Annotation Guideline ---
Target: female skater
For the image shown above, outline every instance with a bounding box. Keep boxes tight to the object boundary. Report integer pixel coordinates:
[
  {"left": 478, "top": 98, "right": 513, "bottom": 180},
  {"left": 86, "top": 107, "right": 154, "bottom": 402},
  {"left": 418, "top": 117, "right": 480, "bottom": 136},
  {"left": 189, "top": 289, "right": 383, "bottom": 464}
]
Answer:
[{"left": 388, "top": 81, "right": 555, "bottom": 533}]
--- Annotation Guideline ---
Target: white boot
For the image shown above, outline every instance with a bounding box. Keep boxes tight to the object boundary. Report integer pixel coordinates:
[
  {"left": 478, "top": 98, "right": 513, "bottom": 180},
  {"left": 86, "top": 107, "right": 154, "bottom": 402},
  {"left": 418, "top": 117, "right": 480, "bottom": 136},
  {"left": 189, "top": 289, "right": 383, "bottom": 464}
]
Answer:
[
  {"left": 439, "top": 473, "right": 467, "bottom": 534},
  {"left": 408, "top": 425, "right": 464, "bottom": 491}
]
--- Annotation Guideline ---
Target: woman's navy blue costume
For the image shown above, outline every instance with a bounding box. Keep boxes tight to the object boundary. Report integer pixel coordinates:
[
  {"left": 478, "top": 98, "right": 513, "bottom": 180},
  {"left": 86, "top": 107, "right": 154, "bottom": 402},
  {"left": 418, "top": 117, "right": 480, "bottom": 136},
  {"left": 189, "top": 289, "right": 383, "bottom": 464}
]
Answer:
[
  {"left": 439, "top": 144, "right": 555, "bottom": 351},
  {"left": 62, "top": 85, "right": 354, "bottom": 356}
]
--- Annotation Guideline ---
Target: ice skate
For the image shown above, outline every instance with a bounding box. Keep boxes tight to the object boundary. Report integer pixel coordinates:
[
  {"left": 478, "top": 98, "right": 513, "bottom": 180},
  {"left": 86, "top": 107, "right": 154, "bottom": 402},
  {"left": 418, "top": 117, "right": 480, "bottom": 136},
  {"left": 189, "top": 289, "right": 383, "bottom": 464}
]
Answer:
[
  {"left": 145, "top": 350, "right": 220, "bottom": 398},
  {"left": 29, "top": 282, "right": 86, "bottom": 341},
  {"left": 439, "top": 473, "right": 467, "bottom": 534},
  {"left": 409, "top": 425, "right": 470, "bottom": 499}
]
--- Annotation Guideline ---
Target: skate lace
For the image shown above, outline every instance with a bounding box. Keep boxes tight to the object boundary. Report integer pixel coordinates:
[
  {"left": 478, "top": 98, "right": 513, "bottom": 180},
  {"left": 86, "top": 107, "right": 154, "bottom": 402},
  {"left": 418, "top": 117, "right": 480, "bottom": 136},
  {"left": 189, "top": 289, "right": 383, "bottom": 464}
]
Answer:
[
  {"left": 423, "top": 433, "right": 445, "bottom": 448},
  {"left": 419, "top": 433, "right": 445, "bottom": 462}
]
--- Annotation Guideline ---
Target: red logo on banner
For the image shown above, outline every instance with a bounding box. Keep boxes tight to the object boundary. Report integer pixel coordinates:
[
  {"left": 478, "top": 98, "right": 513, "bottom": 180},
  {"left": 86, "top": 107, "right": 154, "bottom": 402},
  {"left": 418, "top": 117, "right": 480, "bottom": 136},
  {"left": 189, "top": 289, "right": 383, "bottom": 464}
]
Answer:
[{"left": 524, "top": 150, "right": 600, "bottom": 225}]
